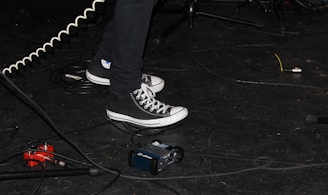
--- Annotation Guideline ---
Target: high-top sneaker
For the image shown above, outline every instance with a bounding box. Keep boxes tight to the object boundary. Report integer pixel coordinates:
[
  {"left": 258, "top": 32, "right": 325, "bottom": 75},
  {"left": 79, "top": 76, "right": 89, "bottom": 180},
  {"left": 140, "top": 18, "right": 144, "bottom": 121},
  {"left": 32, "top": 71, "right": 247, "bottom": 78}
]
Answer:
[
  {"left": 86, "top": 59, "right": 164, "bottom": 93},
  {"left": 107, "top": 83, "right": 188, "bottom": 127}
]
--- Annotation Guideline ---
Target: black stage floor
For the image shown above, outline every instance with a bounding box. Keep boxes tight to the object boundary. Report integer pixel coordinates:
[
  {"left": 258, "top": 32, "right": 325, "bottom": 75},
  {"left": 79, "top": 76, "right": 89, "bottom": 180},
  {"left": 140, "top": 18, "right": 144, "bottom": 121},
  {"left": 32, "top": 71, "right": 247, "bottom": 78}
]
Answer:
[{"left": 1, "top": 0, "right": 328, "bottom": 194}]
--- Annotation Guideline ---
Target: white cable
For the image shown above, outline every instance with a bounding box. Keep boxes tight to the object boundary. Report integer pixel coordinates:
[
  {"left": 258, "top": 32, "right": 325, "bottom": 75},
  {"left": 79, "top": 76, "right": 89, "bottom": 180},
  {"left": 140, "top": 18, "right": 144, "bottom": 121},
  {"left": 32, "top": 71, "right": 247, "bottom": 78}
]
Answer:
[{"left": 1, "top": 0, "right": 106, "bottom": 75}]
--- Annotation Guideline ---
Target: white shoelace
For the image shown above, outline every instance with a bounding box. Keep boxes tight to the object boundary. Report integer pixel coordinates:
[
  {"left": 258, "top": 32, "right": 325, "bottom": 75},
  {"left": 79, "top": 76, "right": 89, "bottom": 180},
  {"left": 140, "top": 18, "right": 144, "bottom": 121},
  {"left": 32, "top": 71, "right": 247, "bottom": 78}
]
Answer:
[{"left": 133, "top": 84, "right": 170, "bottom": 114}]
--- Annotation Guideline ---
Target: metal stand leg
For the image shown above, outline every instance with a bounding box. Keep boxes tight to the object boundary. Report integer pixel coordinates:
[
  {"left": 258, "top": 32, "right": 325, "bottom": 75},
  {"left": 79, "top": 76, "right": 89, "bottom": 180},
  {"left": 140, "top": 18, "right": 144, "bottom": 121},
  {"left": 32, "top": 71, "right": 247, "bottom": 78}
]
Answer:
[
  {"left": 159, "top": 0, "right": 262, "bottom": 38},
  {"left": 235, "top": 0, "right": 287, "bottom": 33}
]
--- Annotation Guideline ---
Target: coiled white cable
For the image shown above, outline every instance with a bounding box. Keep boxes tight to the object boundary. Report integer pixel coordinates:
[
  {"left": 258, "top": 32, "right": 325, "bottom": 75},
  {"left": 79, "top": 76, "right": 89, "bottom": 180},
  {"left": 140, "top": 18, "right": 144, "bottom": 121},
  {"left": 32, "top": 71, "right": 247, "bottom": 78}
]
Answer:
[{"left": 1, "top": 0, "right": 106, "bottom": 75}]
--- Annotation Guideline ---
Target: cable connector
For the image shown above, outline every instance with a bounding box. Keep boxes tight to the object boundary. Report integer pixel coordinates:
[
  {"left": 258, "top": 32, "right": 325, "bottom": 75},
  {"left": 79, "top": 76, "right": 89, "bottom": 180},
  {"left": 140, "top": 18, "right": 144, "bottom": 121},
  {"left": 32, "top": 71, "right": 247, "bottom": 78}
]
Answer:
[{"left": 284, "top": 67, "right": 302, "bottom": 73}]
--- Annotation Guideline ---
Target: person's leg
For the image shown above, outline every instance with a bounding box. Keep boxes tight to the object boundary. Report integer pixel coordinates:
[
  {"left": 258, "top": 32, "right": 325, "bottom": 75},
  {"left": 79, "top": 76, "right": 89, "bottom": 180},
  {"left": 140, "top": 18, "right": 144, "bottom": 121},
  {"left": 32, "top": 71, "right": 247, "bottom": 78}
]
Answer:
[
  {"left": 86, "top": 7, "right": 114, "bottom": 85},
  {"left": 107, "top": 0, "right": 188, "bottom": 127},
  {"left": 86, "top": 0, "right": 164, "bottom": 93},
  {"left": 109, "top": 0, "right": 158, "bottom": 96}
]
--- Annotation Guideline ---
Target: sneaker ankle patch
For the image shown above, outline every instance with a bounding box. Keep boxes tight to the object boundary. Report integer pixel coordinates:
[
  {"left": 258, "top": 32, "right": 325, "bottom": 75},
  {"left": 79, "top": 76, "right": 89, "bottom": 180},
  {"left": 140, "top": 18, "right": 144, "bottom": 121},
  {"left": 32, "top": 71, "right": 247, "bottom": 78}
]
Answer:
[{"left": 101, "top": 59, "right": 111, "bottom": 69}]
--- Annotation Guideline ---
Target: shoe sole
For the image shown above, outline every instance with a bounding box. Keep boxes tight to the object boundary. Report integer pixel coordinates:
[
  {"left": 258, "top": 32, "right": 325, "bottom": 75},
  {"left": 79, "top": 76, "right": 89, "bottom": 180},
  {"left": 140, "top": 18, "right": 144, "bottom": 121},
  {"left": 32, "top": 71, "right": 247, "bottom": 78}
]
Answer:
[
  {"left": 106, "top": 108, "right": 188, "bottom": 127},
  {"left": 86, "top": 70, "right": 110, "bottom": 85}
]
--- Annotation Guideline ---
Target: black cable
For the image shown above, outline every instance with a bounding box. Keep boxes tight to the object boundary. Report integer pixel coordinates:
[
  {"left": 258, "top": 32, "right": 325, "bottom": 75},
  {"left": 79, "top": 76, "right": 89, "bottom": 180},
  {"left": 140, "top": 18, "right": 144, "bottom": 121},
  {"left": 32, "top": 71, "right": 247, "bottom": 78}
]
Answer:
[
  {"left": 0, "top": 151, "right": 22, "bottom": 165},
  {"left": 4, "top": 147, "right": 328, "bottom": 181},
  {"left": 103, "top": 119, "right": 183, "bottom": 194},
  {"left": 0, "top": 149, "right": 91, "bottom": 171},
  {"left": 195, "top": 59, "right": 326, "bottom": 91},
  {"left": 123, "top": 122, "right": 169, "bottom": 136},
  {"left": 1, "top": 157, "right": 46, "bottom": 195},
  {"left": 143, "top": 65, "right": 195, "bottom": 72},
  {"left": 130, "top": 129, "right": 148, "bottom": 147},
  {"left": 3, "top": 69, "right": 328, "bottom": 186},
  {"left": 50, "top": 60, "right": 107, "bottom": 95},
  {"left": 0, "top": 148, "right": 117, "bottom": 195},
  {"left": 149, "top": 180, "right": 181, "bottom": 195},
  {"left": 293, "top": 0, "right": 328, "bottom": 11},
  {"left": 19, "top": 120, "right": 110, "bottom": 152},
  {"left": 0, "top": 148, "right": 118, "bottom": 195},
  {"left": 0, "top": 79, "right": 21, "bottom": 149},
  {"left": 108, "top": 120, "right": 163, "bottom": 147},
  {"left": 88, "top": 174, "right": 120, "bottom": 195},
  {"left": 28, "top": 160, "right": 45, "bottom": 195},
  {"left": 108, "top": 120, "right": 184, "bottom": 147},
  {"left": 0, "top": 125, "right": 20, "bottom": 150},
  {"left": 0, "top": 72, "right": 122, "bottom": 194},
  {"left": 0, "top": 161, "right": 21, "bottom": 167},
  {"left": 0, "top": 72, "right": 121, "bottom": 180},
  {"left": 25, "top": 149, "right": 93, "bottom": 167}
]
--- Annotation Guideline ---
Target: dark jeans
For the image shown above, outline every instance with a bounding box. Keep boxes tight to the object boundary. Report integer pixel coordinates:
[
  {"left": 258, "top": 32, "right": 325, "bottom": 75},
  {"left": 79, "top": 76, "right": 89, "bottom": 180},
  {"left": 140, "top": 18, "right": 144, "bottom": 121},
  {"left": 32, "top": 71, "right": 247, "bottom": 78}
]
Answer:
[{"left": 92, "top": 0, "right": 158, "bottom": 97}]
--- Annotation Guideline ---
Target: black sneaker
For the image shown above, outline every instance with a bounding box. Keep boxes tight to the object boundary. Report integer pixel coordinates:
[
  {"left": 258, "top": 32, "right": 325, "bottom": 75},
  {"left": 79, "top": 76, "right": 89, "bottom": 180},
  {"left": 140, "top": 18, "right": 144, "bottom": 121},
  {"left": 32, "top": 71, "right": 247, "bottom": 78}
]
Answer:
[
  {"left": 86, "top": 59, "right": 164, "bottom": 93},
  {"left": 107, "top": 83, "right": 188, "bottom": 127}
]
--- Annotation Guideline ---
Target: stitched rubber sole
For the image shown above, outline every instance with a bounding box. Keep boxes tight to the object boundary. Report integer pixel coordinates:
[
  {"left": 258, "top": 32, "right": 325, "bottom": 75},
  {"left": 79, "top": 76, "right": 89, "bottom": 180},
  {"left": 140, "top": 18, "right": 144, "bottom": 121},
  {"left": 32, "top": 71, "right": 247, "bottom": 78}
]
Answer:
[
  {"left": 106, "top": 108, "right": 188, "bottom": 127},
  {"left": 86, "top": 71, "right": 165, "bottom": 93},
  {"left": 86, "top": 70, "right": 110, "bottom": 85}
]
